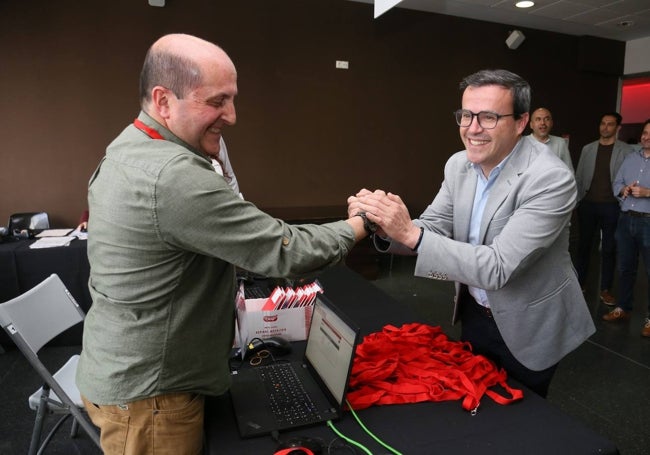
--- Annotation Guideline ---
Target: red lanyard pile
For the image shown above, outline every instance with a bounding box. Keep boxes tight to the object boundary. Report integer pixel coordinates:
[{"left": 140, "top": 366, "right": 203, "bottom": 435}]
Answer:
[{"left": 346, "top": 323, "right": 523, "bottom": 413}]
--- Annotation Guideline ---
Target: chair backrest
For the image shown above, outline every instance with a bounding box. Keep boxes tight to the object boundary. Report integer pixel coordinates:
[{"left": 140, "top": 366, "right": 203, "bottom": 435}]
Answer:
[
  {"left": 0, "top": 275, "right": 101, "bottom": 450},
  {"left": 0, "top": 274, "right": 85, "bottom": 354},
  {"left": 8, "top": 212, "right": 50, "bottom": 232}
]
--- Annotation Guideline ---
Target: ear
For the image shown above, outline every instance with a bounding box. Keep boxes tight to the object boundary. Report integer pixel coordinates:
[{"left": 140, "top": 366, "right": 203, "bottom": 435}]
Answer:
[
  {"left": 151, "top": 86, "right": 173, "bottom": 119},
  {"left": 516, "top": 112, "right": 530, "bottom": 135}
]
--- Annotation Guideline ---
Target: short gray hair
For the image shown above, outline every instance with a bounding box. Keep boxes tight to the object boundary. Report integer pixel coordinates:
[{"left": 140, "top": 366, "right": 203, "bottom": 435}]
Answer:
[{"left": 139, "top": 48, "right": 203, "bottom": 105}]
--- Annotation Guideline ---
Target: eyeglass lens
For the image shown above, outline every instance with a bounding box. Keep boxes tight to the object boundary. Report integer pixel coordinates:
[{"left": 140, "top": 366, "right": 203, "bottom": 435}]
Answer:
[{"left": 455, "top": 110, "right": 500, "bottom": 129}]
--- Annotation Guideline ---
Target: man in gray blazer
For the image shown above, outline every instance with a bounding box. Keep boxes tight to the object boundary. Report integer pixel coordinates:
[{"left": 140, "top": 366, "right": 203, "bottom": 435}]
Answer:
[
  {"left": 348, "top": 69, "right": 595, "bottom": 397},
  {"left": 574, "top": 113, "right": 634, "bottom": 306}
]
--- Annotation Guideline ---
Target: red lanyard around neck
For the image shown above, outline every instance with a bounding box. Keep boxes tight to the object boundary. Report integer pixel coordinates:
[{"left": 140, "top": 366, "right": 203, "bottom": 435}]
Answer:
[{"left": 133, "top": 118, "right": 164, "bottom": 140}]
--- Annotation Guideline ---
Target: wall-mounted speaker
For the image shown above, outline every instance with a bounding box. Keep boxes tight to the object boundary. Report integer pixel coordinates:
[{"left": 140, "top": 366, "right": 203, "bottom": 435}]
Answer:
[{"left": 506, "top": 30, "right": 525, "bottom": 50}]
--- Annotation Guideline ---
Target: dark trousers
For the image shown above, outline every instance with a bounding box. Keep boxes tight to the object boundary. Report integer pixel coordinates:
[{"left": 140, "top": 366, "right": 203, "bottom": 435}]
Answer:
[
  {"left": 616, "top": 213, "right": 650, "bottom": 314},
  {"left": 459, "top": 290, "right": 557, "bottom": 398},
  {"left": 575, "top": 200, "right": 620, "bottom": 290}
]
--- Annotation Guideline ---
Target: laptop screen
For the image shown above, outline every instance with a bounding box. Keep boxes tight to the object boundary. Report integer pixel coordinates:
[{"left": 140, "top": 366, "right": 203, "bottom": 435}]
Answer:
[{"left": 304, "top": 298, "right": 358, "bottom": 405}]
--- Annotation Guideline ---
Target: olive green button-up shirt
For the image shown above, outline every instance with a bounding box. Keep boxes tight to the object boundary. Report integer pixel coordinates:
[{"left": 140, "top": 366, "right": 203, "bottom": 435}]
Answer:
[{"left": 77, "top": 111, "right": 355, "bottom": 404}]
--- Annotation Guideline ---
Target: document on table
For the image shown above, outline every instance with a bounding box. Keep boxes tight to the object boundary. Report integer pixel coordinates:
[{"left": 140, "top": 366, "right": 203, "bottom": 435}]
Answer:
[
  {"left": 29, "top": 237, "right": 76, "bottom": 249},
  {"left": 69, "top": 228, "right": 88, "bottom": 240},
  {"left": 36, "top": 229, "right": 73, "bottom": 237}
]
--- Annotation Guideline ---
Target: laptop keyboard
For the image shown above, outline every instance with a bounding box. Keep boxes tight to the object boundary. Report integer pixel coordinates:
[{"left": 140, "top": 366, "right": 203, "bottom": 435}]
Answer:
[{"left": 258, "top": 363, "right": 323, "bottom": 426}]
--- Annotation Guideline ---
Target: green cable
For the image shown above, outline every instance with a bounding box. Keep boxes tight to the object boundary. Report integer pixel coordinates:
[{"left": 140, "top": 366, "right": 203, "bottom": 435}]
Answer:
[
  {"left": 345, "top": 399, "right": 403, "bottom": 455},
  {"left": 326, "top": 420, "right": 373, "bottom": 455}
]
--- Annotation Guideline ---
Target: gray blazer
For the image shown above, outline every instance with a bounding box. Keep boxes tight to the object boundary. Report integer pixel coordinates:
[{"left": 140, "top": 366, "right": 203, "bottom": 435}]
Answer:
[
  {"left": 379, "top": 138, "right": 595, "bottom": 371},
  {"left": 575, "top": 139, "right": 635, "bottom": 201}
]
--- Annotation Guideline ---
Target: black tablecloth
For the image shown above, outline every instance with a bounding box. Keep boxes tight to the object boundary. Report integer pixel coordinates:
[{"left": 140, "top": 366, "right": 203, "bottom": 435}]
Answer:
[
  {"left": 0, "top": 238, "right": 90, "bottom": 346},
  {"left": 0, "top": 240, "right": 620, "bottom": 454},
  {"left": 205, "top": 265, "right": 619, "bottom": 455}
]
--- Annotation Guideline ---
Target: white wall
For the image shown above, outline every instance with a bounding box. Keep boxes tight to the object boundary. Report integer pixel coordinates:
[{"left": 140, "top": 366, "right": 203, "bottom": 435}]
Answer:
[{"left": 624, "top": 37, "right": 650, "bottom": 75}]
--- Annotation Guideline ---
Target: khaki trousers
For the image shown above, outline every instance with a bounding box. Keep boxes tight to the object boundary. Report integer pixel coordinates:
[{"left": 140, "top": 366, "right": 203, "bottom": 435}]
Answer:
[{"left": 82, "top": 392, "right": 204, "bottom": 455}]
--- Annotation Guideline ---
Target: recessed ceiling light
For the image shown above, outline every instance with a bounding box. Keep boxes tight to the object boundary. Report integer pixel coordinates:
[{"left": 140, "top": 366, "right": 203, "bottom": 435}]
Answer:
[
  {"left": 515, "top": 1, "right": 535, "bottom": 8},
  {"left": 617, "top": 20, "right": 634, "bottom": 28}
]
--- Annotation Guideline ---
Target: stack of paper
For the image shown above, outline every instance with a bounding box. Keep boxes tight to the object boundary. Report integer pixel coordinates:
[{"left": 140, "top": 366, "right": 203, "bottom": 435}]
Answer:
[
  {"left": 29, "top": 237, "right": 75, "bottom": 249},
  {"left": 36, "top": 229, "right": 73, "bottom": 238}
]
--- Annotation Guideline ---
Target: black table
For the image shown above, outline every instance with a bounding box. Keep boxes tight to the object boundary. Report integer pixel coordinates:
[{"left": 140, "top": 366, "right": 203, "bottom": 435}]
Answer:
[
  {"left": 0, "top": 240, "right": 620, "bottom": 454},
  {"left": 0, "top": 237, "right": 90, "bottom": 347},
  {"left": 205, "top": 266, "right": 619, "bottom": 455}
]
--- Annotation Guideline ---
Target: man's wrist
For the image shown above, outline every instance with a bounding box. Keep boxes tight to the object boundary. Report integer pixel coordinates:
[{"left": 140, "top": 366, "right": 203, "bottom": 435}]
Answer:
[
  {"left": 354, "top": 212, "right": 377, "bottom": 235},
  {"left": 411, "top": 227, "right": 424, "bottom": 251}
]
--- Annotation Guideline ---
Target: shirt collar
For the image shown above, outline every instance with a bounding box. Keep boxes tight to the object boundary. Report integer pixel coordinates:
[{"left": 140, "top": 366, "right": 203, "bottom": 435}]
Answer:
[{"left": 136, "top": 111, "right": 209, "bottom": 161}]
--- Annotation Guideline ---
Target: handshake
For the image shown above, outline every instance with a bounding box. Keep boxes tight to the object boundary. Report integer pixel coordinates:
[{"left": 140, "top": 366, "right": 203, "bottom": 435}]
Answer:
[{"left": 347, "top": 188, "right": 423, "bottom": 251}]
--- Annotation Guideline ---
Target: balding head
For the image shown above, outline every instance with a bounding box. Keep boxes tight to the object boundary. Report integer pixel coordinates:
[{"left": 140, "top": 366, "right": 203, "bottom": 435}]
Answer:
[
  {"left": 138, "top": 33, "right": 238, "bottom": 157},
  {"left": 139, "top": 33, "right": 236, "bottom": 109},
  {"left": 529, "top": 107, "right": 553, "bottom": 142}
]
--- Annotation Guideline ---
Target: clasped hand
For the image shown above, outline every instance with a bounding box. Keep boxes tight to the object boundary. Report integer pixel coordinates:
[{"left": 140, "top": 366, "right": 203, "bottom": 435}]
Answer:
[
  {"left": 622, "top": 181, "right": 648, "bottom": 199},
  {"left": 347, "top": 189, "right": 421, "bottom": 249}
]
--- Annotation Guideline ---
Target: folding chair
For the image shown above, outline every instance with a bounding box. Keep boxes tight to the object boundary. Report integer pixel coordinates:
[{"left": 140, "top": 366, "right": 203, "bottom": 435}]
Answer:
[{"left": 0, "top": 274, "right": 101, "bottom": 455}]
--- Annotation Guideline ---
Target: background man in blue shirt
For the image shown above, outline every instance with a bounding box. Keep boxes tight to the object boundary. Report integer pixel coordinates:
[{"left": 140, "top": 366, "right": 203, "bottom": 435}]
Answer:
[{"left": 606, "top": 118, "right": 650, "bottom": 338}]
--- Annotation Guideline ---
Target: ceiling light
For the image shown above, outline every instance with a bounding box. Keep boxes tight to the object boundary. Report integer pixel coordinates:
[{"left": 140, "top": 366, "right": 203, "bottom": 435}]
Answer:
[{"left": 515, "top": 1, "right": 535, "bottom": 8}]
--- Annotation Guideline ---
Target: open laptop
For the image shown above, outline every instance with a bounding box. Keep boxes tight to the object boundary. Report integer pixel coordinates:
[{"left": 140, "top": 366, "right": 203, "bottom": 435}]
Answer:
[{"left": 229, "top": 295, "right": 360, "bottom": 437}]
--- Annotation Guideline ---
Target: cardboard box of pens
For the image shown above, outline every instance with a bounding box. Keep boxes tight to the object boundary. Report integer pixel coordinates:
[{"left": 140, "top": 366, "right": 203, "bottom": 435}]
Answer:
[{"left": 234, "top": 280, "right": 323, "bottom": 348}]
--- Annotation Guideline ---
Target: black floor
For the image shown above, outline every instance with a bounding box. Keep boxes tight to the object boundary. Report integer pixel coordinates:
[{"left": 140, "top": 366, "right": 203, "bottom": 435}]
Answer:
[
  {"left": 1, "top": 253, "right": 648, "bottom": 454},
  {"left": 0, "top": 344, "right": 101, "bottom": 454}
]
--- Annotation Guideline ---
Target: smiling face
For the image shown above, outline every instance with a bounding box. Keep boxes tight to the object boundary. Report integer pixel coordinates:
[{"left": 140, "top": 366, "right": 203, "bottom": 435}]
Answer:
[
  {"left": 165, "top": 62, "right": 238, "bottom": 157},
  {"left": 144, "top": 35, "right": 238, "bottom": 158},
  {"left": 460, "top": 85, "right": 528, "bottom": 176}
]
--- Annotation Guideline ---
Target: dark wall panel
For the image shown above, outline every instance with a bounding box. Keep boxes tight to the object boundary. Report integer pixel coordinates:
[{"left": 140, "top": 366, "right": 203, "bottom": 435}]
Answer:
[
  {"left": 578, "top": 35, "right": 626, "bottom": 76},
  {"left": 0, "top": 0, "right": 625, "bottom": 226}
]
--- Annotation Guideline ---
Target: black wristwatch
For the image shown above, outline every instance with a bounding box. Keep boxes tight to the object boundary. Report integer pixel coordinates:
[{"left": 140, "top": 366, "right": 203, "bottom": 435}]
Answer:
[{"left": 355, "top": 211, "right": 377, "bottom": 235}]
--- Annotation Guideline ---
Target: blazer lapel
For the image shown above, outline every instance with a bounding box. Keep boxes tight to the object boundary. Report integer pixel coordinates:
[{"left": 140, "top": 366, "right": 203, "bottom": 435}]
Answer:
[{"left": 455, "top": 161, "right": 477, "bottom": 243}]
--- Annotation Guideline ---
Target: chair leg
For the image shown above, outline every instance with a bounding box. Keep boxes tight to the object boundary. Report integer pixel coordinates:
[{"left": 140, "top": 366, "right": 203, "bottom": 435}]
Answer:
[
  {"left": 36, "top": 414, "right": 71, "bottom": 455},
  {"left": 70, "top": 417, "right": 79, "bottom": 438},
  {"left": 69, "top": 407, "right": 101, "bottom": 449},
  {"left": 28, "top": 385, "right": 50, "bottom": 455}
]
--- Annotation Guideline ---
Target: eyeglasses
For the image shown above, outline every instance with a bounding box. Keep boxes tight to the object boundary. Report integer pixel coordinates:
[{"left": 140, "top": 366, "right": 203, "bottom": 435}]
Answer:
[{"left": 454, "top": 109, "right": 516, "bottom": 129}]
